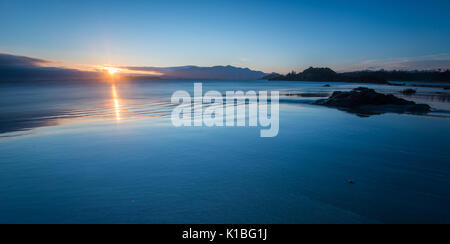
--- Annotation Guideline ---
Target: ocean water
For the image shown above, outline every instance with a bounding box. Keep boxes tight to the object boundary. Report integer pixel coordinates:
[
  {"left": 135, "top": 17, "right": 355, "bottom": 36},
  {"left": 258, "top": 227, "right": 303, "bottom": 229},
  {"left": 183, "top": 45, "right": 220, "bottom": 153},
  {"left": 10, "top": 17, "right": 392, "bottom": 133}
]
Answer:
[{"left": 0, "top": 80, "right": 450, "bottom": 224}]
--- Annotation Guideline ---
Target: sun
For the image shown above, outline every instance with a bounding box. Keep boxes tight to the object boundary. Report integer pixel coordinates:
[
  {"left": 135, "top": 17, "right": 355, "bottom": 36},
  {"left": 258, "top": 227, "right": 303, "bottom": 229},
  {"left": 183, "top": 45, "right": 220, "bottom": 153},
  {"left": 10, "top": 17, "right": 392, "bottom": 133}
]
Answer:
[{"left": 104, "top": 67, "right": 121, "bottom": 75}]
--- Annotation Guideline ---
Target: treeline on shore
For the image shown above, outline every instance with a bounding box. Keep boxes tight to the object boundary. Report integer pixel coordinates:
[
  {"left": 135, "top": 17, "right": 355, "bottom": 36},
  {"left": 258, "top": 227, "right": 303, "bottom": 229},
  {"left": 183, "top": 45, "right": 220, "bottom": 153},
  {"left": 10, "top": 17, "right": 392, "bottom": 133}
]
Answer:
[{"left": 264, "top": 67, "right": 450, "bottom": 83}]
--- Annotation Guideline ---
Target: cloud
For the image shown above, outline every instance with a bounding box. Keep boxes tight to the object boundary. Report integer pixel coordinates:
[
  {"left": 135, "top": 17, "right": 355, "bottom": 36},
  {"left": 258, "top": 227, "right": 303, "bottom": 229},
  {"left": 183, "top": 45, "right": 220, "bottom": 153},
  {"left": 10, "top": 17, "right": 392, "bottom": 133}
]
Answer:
[
  {"left": 0, "top": 53, "right": 100, "bottom": 82},
  {"left": 0, "top": 53, "right": 50, "bottom": 67},
  {"left": 340, "top": 53, "right": 450, "bottom": 71}
]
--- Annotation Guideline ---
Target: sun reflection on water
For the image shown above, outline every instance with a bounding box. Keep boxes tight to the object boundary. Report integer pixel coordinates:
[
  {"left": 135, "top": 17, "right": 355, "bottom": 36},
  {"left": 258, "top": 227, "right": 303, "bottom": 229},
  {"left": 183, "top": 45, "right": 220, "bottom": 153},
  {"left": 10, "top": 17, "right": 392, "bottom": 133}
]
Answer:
[{"left": 111, "top": 84, "right": 121, "bottom": 121}]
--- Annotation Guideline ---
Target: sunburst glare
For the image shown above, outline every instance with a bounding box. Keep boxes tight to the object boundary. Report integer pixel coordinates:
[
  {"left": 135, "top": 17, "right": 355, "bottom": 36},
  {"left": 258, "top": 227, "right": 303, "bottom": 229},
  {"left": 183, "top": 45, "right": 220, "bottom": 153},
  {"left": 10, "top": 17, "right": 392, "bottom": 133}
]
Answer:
[{"left": 104, "top": 67, "right": 121, "bottom": 75}]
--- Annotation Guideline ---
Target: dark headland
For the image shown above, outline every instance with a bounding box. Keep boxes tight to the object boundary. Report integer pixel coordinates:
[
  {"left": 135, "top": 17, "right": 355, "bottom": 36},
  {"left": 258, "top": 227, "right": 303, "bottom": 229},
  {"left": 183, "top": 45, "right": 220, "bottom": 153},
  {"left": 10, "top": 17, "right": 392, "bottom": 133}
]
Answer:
[{"left": 265, "top": 67, "right": 450, "bottom": 84}]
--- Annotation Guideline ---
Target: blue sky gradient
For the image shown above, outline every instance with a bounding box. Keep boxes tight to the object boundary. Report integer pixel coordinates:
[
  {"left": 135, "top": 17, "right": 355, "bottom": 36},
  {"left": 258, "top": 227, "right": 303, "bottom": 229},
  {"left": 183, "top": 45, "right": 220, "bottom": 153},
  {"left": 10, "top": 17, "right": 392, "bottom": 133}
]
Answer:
[{"left": 1, "top": 0, "right": 450, "bottom": 73}]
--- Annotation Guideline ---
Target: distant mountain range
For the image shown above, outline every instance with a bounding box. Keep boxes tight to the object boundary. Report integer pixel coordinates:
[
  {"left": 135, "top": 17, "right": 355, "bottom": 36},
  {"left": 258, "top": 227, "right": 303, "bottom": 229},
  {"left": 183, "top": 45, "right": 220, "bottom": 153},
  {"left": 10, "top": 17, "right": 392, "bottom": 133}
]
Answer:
[
  {"left": 0, "top": 53, "right": 268, "bottom": 82},
  {"left": 123, "top": 65, "right": 267, "bottom": 80}
]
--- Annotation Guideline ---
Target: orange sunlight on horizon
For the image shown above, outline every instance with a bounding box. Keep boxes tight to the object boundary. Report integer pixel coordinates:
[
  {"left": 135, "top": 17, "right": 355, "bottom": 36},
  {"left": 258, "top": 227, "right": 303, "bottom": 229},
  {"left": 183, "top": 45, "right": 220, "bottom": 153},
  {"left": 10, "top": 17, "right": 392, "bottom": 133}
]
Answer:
[{"left": 104, "top": 67, "right": 121, "bottom": 75}]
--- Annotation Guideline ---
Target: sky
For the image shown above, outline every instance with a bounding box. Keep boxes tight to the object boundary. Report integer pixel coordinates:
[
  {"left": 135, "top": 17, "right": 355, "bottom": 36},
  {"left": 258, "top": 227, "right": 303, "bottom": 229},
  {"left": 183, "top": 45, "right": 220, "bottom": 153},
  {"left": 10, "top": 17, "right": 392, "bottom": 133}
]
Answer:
[{"left": 1, "top": 0, "right": 450, "bottom": 73}]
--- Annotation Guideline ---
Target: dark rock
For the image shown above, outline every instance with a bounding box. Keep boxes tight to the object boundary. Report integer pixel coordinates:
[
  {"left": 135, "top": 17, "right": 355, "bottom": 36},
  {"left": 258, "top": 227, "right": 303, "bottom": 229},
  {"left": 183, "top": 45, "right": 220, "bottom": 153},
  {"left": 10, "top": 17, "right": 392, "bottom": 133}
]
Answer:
[
  {"left": 401, "top": 89, "right": 417, "bottom": 95},
  {"left": 324, "top": 84, "right": 331, "bottom": 87},
  {"left": 348, "top": 180, "right": 355, "bottom": 184},
  {"left": 314, "top": 87, "right": 431, "bottom": 116}
]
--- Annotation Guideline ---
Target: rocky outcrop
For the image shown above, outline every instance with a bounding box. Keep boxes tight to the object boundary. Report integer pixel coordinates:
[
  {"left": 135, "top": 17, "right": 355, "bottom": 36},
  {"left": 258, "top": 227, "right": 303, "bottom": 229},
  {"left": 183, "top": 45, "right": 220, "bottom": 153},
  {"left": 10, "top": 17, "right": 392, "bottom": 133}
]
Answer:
[
  {"left": 401, "top": 89, "right": 417, "bottom": 95},
  {"left": 314, "top": 87, "right": 431, "bottom": 116}
]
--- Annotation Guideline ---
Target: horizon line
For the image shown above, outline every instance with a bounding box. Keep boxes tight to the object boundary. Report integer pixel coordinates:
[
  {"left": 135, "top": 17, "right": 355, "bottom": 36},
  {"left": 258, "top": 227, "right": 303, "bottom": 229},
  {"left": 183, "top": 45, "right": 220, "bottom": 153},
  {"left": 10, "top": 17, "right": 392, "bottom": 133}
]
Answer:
[{"left": 1, "top": 52, "right": 450, "bottom": 76}]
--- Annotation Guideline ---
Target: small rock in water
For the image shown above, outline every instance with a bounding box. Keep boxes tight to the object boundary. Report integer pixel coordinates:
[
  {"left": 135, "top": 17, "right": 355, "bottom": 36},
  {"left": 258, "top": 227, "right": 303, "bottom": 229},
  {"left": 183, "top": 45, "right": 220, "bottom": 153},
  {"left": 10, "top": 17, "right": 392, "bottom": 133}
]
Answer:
[
  {"left": 348, "top": 180, "right": 355, "bottom": 184},
  {"left": 401, "top": 89, "right": 417, "bottom": 95}
]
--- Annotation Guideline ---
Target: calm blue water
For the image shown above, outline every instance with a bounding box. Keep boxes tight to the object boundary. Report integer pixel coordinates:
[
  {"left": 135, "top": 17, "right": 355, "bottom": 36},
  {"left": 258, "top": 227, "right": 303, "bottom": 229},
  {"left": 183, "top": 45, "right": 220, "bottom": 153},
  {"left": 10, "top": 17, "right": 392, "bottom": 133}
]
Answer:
[{"left": 0, "top": 80, "right": 450, "bottom": 224}]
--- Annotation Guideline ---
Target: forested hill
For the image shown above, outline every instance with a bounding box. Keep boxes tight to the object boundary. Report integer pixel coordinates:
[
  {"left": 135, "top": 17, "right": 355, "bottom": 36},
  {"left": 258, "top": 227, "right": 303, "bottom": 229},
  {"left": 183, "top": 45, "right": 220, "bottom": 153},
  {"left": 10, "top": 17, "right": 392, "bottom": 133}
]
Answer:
[{"left": 265, "top": 67, "right": 450, "bottom": 83}]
